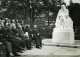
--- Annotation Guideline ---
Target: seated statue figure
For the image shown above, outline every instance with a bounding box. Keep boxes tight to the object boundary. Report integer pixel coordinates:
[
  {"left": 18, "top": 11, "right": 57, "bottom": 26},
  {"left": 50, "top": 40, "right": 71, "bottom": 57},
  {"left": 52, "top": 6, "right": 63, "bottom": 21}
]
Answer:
[
  {"left": 52, "top": 3, "right": 75, "bottom": 44},
  {"left": 55, "top": 4, "right": 73, "bottom": 29}
]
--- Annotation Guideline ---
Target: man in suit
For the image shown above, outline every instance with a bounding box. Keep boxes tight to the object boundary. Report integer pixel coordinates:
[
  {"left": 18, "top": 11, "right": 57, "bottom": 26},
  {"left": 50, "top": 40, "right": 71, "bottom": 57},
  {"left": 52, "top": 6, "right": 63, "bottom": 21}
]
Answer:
[
  {"left": 0, "top": 23, "right": 21, "bottom": 57},
  {"left": 24, "top": 25, "right": 32, "bottom": 50},
  {"left": 32, "top": 25, "right": 42, "bottom": 49}
]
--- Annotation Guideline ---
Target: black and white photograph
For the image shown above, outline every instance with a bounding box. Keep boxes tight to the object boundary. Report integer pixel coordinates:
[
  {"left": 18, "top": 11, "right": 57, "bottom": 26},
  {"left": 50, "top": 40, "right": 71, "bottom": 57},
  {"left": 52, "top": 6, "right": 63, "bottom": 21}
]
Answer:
[{"left": 0, "top": 0, "right": 80, "bottom": 57}]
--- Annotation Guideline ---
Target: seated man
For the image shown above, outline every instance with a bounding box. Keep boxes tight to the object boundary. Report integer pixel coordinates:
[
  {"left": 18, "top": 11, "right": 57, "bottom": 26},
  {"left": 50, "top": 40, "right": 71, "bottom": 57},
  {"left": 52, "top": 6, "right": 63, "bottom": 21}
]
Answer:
[
  {"left": 32, "top": 25, "right": 42, "bottom": 49},
  {"left": 24, "top": 32, "right": 32, "bottom": 50},
  {"left": 18, "top": 26, "right": 32, "bottom": 50},
  {"left": 0, "top": 39, "right": 12, "bottom": 57},
  {"left": 6, "top": 23, "right": 24, "bottom": 53},
  {"left": 0, "top": 38, "right": 22, "bottom": 57}
]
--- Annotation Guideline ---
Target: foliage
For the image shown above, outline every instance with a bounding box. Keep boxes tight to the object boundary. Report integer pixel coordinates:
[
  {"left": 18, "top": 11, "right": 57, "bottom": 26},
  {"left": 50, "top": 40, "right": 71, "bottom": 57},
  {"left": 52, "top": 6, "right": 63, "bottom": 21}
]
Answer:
[
  {"left": 0, "top": 0, "right": 60, "bottom": 23},
  {"left": 68, "top": 3, "right": 80, "bottom": 26}
]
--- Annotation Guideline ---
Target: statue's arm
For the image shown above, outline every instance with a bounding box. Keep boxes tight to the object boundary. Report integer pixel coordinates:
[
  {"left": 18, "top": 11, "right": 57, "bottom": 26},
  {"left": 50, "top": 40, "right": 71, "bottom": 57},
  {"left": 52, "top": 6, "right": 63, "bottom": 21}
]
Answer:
[
  {"left": 57, "top": 10, "right": 61, "bottom": 19},
  {"left": 55, "top": 10, "right": 61, "bottom": 28},
  {"left": 65, "top": 9, "right": 69, "bottom": 18}
]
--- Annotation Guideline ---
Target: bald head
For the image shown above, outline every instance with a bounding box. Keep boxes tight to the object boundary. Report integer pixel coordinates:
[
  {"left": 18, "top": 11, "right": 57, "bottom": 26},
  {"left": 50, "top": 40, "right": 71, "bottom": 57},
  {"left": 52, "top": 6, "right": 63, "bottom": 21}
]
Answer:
[{"left": 34, "top": 25, "right": 37, "bottom": 28}]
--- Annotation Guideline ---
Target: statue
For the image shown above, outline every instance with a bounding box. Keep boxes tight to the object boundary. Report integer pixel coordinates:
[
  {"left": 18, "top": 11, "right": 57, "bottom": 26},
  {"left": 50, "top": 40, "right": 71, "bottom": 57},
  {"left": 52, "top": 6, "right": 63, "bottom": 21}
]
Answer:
[
  {"left": 55, "top": 4, "right": 73, "bottom": 29},
  {"left": 52, "top": 3, "right": 75, "bottom": 44}
]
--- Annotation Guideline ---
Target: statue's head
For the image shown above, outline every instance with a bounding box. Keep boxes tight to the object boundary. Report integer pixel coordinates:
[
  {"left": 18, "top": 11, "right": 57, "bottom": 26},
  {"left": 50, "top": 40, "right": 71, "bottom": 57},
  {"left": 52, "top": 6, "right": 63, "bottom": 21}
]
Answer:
[{"left": 61, "top": 3, "right": 66, "bottom": 10}]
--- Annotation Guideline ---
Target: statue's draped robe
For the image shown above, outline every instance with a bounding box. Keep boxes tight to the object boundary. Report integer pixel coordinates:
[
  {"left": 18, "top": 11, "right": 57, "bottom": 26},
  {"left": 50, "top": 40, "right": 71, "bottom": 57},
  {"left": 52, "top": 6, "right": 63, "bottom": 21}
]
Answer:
[{"left": 55, "top": 9, "right": 73, "bottom": 29}]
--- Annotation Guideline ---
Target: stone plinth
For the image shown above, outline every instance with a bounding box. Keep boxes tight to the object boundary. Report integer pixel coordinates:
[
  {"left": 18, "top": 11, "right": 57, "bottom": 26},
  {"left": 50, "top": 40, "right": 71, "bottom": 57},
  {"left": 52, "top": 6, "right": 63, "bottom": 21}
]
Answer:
[{"left": 52, "top": 28, "right": 75, "bottom": 44}]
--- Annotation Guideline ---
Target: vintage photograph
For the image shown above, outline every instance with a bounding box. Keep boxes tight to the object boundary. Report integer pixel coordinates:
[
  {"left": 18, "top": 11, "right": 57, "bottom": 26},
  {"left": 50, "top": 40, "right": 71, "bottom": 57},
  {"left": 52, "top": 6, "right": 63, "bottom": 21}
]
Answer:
[{"left": 0, "top": 0, "right": 80, "bottom": 57}]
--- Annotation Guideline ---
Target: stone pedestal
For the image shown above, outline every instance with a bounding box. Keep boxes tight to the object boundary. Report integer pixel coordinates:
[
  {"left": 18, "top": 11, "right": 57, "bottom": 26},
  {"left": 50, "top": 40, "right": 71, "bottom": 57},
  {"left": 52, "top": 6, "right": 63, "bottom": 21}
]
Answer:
[{"left": 52, "top": 28, "right": 75, "bottom": 44}]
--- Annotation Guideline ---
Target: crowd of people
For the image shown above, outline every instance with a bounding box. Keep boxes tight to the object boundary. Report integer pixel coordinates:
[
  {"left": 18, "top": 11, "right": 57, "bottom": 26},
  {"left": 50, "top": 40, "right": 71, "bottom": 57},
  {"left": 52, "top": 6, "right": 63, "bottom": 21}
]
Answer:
[{"left": 0, "top": 18, "right": 42, "bottom": 57}]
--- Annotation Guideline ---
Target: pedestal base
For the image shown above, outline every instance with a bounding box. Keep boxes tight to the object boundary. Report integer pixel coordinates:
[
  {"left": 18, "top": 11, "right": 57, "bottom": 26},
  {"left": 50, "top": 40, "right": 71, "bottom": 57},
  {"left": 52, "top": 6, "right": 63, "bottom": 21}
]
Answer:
[{"left": 52, "top": 28, "right": 75, "bottom": 44}]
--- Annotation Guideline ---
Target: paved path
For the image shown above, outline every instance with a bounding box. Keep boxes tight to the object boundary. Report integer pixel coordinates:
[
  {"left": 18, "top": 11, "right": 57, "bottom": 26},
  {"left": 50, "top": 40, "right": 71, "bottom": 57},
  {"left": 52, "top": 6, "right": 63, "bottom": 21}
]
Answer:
[
  {"left": 42, "top": 39, "right": 80, "bottom": 47},
  {"left": 19, "top": 46, "right": 80, "bottom": 55},
  {"left": 11, "top": 39, "right": 80, "bottom": 57}
]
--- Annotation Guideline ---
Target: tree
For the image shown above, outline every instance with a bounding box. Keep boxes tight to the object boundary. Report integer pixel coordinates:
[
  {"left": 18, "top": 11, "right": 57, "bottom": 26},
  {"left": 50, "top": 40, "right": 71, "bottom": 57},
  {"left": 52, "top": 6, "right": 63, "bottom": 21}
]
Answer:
[
  {"left": 68, "top": 3, "right": 80, "bottom": 26},
  {"left": 0, "top": 0, "right": 60, "bottom": 27}
]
